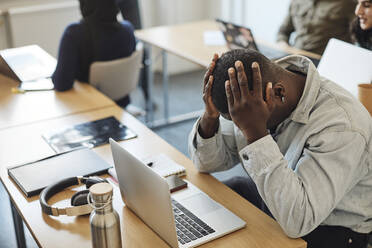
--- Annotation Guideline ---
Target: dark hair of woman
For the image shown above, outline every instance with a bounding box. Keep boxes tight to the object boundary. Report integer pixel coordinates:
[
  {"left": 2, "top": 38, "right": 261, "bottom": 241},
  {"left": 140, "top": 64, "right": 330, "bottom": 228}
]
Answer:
[{"left": 350, "top": 17, "right": 372, "bottom": 50}]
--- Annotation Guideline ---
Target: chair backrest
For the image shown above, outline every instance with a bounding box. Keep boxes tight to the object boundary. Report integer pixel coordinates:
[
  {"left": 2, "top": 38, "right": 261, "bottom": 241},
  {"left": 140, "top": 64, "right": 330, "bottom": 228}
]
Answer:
[{"left": 89, "top": 43, "right": 143, "bottom": 101}]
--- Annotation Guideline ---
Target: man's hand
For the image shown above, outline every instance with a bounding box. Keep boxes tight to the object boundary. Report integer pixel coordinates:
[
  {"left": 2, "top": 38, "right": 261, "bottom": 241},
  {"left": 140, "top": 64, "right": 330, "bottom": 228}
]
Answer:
[
  {"left": 199, "top": 54, "right": 220, "bottom": 139},
  {"left": 225, "top": 61, "right": 275, "bottom": 143}
]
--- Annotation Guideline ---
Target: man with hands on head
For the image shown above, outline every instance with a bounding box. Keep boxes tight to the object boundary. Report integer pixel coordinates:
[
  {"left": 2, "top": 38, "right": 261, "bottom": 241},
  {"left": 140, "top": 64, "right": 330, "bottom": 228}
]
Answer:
[{"left": 188, "top": 49, "right": 372, "bottom": 248}]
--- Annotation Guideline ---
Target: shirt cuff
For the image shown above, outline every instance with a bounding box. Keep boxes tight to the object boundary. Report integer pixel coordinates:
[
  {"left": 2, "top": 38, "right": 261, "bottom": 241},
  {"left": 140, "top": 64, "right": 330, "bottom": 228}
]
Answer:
[
  {"left": 239, "top": 134, "right": 283, "bottom": 178},
  {"left": 195, "top": 118, "right": 221, "bottom": 147}
]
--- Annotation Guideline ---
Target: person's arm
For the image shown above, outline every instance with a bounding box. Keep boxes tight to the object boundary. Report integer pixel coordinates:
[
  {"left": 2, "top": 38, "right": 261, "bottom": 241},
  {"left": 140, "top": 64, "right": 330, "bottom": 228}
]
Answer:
[
  {"left": 52, "top": 25, "right": 79, "bottom": 91},
  {"left": 120, "top": 20, "right": 136, "bottom": 54},
  {"left": 241, "top": 131, "right": 367, "bottom": 238},
  {"left": 188, "top": 116, "right": 241, "bottom": 173},
  {"left": 276, "top": 4, "right": 294, "bottom": 44},
  {"left": 188, "top": 54, "right": 240, "bottom": 173}
]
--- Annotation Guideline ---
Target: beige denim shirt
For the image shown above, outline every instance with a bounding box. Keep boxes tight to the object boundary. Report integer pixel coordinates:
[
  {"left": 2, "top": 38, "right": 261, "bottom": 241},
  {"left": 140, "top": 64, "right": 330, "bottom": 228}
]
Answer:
[
  {"left": 188, "top": 55, "right": 372, "bottom": 238},
  {"left": 277, "top": 0, "right": 355, "bottom": 54}
]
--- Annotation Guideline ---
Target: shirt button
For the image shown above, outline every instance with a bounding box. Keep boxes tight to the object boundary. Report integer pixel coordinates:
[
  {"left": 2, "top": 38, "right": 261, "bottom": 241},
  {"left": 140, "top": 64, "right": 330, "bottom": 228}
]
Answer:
[{"left": 242, "top": 153, "right": 249, "bottom": 160}]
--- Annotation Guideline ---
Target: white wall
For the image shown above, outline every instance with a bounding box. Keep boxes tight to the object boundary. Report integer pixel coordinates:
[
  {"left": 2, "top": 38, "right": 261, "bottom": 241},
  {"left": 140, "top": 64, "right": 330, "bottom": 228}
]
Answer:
[{"left": 7, "top": 1, "right": 80, "bottom": 57}]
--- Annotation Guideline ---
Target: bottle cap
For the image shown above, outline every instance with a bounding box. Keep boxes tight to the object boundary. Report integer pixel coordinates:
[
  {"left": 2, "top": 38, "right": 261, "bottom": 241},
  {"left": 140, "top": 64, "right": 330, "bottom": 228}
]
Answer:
[{"left": 89, "top": 183, "right": 113, "bottom": 205}]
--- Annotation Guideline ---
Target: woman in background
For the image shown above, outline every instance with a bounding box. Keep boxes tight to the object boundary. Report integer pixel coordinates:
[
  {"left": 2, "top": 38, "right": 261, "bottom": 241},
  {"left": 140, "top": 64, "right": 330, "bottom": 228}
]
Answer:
[
  {"left": 52, "top": 0, "right": 135, "bottom": 107},
  {"left": 351, "top": 0, "right": 372, "bottom": 50}
]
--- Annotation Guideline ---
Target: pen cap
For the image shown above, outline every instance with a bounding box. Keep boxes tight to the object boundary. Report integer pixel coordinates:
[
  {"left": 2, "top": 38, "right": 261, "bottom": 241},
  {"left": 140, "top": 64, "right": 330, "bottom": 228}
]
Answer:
[{"left": 89, "top": 182, "right": 113, "bottom": 206}]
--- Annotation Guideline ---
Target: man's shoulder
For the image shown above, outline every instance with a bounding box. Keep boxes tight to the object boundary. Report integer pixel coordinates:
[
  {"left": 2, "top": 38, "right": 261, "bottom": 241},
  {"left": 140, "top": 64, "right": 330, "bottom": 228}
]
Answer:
[{"left": 314, "top": 78, "right": 372, "bottom": 139}]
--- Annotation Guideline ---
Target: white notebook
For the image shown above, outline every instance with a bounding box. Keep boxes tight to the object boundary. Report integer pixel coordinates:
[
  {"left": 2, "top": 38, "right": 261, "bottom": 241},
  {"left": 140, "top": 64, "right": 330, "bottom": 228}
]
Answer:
[
  {"left": 108, "top": 153, "right": 186, "bottom": 180},
  {"left": 143, "top": 153, "right": 186, "bottom": 177}
]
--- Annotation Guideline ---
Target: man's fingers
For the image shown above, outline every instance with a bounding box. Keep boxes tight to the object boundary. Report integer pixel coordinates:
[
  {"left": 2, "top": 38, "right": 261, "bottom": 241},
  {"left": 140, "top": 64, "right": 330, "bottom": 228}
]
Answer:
[
  {"left": 228, "top": 67, "right": 241, "bottom": 102},
  {"left": 252, "top": 62, "right": 263, "bottom": 98},
  {"left": 225, "top": 80, "right": 234, "bottom": 109},
  {"left": 235, "top": 60, "right": 249, "bottom": 100},
  {"left": 265, "top": 82, "right": 275, "bottom": 112},
  {"left": 206, "top": 75, "right": 214, "bottom": 96}
]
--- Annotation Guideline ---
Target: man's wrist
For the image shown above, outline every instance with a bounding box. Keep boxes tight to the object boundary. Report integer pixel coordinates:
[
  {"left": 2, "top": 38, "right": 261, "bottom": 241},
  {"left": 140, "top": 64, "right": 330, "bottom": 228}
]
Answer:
[
  {"left": 198, "top": 113, "right": 219, "bottom": 139},
  {"left": 242, "top": 128, "right": 268, "bottom": 144}
]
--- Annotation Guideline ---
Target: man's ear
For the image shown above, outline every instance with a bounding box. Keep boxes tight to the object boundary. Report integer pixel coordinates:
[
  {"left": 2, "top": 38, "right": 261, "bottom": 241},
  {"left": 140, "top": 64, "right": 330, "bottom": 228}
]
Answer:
[{"left": 273, "top": 83, "right": 286, "bottom": 101}]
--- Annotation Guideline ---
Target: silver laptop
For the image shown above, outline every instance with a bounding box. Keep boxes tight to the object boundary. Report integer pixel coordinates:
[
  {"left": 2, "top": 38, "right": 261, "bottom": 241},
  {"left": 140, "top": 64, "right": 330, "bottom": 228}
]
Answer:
[
  {"left": 317, "top": 38, "right": 372, "bottom": 97},
  {"left": 0, "top": 45, "right": 56, "bottom": 90},
  {"left": 110, "top": 139, "right": 246, "bottom": 248}
]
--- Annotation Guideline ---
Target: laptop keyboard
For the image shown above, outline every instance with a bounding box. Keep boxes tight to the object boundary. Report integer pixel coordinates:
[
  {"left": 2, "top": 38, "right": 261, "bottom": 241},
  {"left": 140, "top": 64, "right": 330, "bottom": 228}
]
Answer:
[{"left": 171, "top": 199, "right": 215, "bottom": 245}]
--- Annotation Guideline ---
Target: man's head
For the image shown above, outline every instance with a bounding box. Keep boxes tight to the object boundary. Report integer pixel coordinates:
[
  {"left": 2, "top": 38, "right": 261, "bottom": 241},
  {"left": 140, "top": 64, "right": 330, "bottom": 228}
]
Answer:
[{"left": 211, "top": 49, "right": 277, "bottom": 115}]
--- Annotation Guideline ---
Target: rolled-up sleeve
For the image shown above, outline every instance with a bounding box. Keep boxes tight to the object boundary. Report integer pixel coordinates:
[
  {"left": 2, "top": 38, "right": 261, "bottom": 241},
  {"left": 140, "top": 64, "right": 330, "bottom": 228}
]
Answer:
[
  {"left": 188, "top": 117, "right": 240, "bottom": 173},
  {"left": 240, "top": 131, "right": 367, "bottom": 238}
]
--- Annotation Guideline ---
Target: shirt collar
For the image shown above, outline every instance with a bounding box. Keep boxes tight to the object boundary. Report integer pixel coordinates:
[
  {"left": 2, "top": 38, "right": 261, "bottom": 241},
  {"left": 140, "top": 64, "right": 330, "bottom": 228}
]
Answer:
[{"left": 275, "top": 55, "right": 321, "bottom": 125}]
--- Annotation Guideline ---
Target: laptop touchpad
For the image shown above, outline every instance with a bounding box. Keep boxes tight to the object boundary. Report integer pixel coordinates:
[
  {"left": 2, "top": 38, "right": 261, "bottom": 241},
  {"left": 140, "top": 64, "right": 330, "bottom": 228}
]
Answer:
[{"left": 181, "top": 193, "right": 221, "bottom": 216}]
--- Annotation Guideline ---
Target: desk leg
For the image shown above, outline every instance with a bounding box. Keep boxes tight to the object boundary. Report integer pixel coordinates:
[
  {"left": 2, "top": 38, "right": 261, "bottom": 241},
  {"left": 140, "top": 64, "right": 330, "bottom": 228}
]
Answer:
[
  {"left": 145, "top": 44, "right": 154, "bottom": 125},
  {"left": 10, "top": 199, "right": 26, "bottom": 248},
  {"left": 162, "top": 50, "right": 169, "bottom": 123}
]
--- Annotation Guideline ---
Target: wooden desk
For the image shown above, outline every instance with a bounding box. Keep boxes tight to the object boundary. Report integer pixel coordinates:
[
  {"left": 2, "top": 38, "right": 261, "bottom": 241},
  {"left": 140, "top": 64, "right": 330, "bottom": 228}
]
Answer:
[
  {"left": 0, "top": 105, "right": 306, "bottom": 248},
  {"left": 135, "top": 20, "right": 320, "bottom": 127},
  {"left": 135, "top": 20, "right": 320, "bottom": 68},
  {"left": 0, "top": 74, "right": 115, "bottom": 130}
]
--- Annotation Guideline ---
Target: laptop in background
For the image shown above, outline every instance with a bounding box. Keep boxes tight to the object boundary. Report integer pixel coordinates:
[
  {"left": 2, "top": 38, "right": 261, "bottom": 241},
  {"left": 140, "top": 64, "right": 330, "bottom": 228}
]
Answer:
[
  {"left": 110, "top": 139, "right": 246, "bottom": 248},
  {"left": 318, "top": 38, "right": 372, "bottom": 97},
  {"left": 216, "top": 18, "right": 289, "bottom": 60},
  {"left": 0, "top": 45, "right": 56, "bottom": 90}
]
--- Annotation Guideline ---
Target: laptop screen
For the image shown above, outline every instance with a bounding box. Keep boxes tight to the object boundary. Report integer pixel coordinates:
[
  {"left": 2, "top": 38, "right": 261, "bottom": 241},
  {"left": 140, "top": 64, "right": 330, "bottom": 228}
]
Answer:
[{"left": 216, "top": 19, "right": 259, "bottom": 51}]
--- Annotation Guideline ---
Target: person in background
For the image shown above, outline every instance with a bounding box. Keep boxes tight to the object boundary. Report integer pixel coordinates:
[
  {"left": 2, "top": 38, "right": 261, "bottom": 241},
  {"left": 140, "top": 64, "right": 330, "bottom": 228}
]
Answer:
[
  {"left": 52, "top": 0, "right": 135, "bottom": 108},
  {"left": 189, "top": 49, "right": 372, "bottom": 248},
  {"left": 351, "top": 0, "right": 372, "bottom": 50},
  {"left": 277, "top": 0, "right": 355, "bottom": 55}
]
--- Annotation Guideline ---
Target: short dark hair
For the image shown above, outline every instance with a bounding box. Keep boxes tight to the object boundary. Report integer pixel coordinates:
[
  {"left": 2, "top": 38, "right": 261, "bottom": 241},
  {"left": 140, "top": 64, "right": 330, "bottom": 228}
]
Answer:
[{"left": 211, "top": 49, "right": 273, "bottom": 114}]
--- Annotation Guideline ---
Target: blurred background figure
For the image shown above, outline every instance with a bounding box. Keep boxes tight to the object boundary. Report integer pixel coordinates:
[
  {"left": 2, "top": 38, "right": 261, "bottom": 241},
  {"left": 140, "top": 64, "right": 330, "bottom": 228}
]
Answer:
[
  {"left": 276, "top": 0, "right": 355, "bottom": 55},
  {"left": 52, "top": 0, "right": 136, "bottom": 108},
  {"left": 351, "top": 0, "right": 372, "bottom": 50}
]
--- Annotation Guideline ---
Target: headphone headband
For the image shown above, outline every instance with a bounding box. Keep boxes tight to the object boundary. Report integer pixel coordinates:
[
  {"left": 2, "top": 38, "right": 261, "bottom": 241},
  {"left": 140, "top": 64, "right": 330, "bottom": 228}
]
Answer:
[{"left": 39, "top": 176, "right": 104, "bottom": 216}]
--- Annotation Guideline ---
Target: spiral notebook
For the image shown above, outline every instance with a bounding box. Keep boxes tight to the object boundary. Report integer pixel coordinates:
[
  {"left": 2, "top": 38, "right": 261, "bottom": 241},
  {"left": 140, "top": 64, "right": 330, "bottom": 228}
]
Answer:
[
  {"left": 143, "top": 154, "right": 186, "bottom": 177},
  {"left": 108, "top": 153, "right": 186, "bottom": 180}
]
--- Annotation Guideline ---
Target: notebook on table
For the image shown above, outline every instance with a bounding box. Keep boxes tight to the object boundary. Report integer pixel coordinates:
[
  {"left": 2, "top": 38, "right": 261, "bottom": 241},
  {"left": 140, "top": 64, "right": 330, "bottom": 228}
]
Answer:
[
  {"left": 108, "top": 153, "right": 186, "bottom": 182},
  {"left": 8, "top": 148, "right": 111, "bottom": 197}
]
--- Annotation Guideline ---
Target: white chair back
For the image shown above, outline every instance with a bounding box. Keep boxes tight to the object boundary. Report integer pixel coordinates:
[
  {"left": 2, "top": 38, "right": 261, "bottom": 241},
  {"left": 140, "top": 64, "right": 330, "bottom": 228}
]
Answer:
[{"left": 89, "top": 43, "right": 143, "bottom": 101}]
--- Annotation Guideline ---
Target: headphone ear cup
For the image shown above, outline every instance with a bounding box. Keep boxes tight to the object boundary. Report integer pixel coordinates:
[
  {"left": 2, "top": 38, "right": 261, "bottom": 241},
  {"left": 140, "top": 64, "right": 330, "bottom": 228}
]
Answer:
[{"left": 71, "top": 190, "right": 90, "bottom": 206}]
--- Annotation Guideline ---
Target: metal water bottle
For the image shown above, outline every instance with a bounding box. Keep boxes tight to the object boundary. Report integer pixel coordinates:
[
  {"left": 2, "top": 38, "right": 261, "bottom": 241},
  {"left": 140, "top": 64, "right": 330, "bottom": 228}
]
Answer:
[{"left": 89, "top": 182, "right": 122, "bottom": 248}]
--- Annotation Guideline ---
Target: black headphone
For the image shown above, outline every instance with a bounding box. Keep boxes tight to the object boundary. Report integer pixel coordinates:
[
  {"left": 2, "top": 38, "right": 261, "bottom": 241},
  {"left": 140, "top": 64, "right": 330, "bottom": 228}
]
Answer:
[{"left": 39, "top": 176, "right": 108, "bottom": 216}]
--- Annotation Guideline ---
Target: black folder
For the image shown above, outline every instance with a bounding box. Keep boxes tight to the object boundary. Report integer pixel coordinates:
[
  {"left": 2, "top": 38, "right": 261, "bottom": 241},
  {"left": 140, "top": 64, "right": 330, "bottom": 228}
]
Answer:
[
  {"left": 7, "top": 148, "right": 111, "bottom": 197},
  {"left": 42, "top": 116, "right": 137, "bottom": 153}
]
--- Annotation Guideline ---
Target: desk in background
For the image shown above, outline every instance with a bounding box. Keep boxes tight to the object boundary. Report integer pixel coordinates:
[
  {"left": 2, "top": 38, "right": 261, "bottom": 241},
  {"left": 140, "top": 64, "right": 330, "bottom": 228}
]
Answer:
[
  {"left": 0, "top": 104, "right": 306, "bottom": 248},
  {"left": 135, "top": 20, "right": 321, "bottom": 128},
  {"left": 0, "top": 74, "right": 115, "bottom": 130}
]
